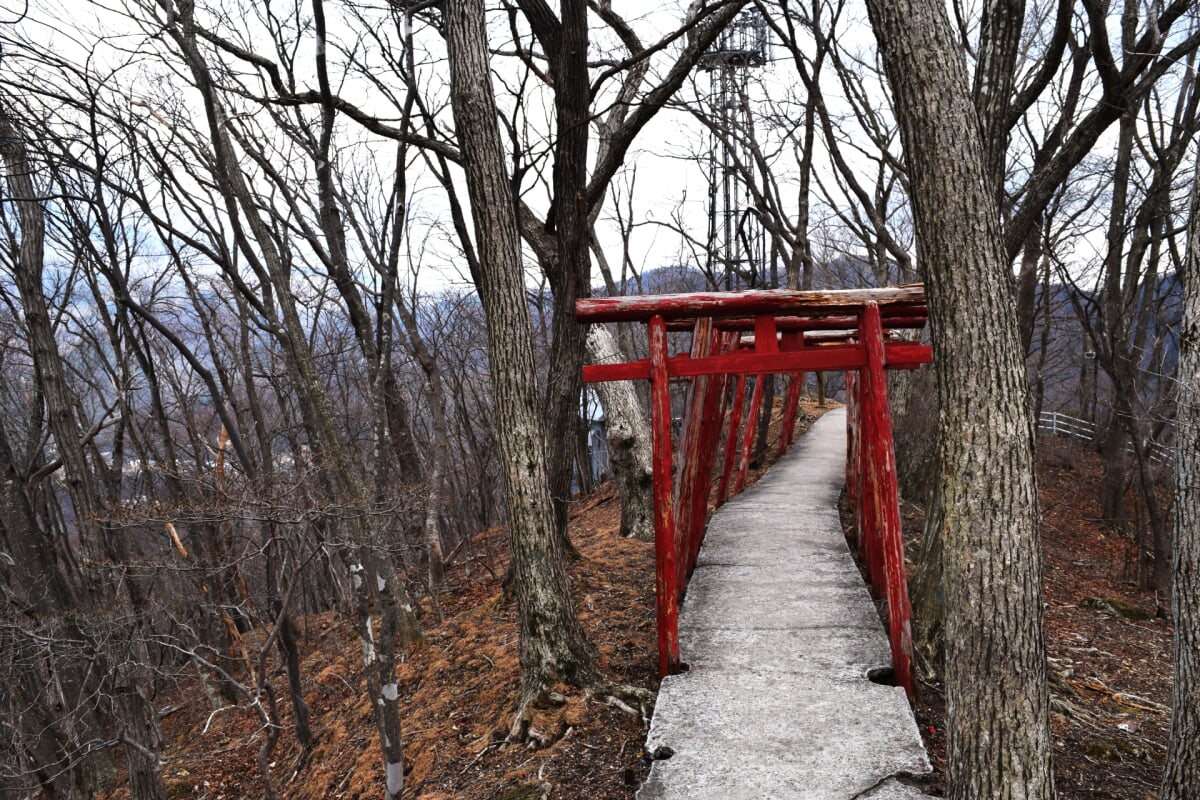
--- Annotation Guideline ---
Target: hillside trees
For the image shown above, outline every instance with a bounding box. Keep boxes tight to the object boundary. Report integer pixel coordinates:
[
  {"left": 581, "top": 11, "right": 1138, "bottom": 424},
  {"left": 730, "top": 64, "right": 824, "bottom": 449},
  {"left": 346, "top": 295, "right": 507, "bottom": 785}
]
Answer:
[
  {"left": 0, "top": 99, "right": 172, "bottom": 799},
  {"left": 0, "top": 4, "right": 506, "bottom": 795},
  {"left": 140, "top": 0, "right": 728, "bottom": 727},
  {"left": 152, "top": 2, "right": 438, "bottom": 791},
  {"left": 1081, "top": 47, "right": 1199, "bottom": 597}
]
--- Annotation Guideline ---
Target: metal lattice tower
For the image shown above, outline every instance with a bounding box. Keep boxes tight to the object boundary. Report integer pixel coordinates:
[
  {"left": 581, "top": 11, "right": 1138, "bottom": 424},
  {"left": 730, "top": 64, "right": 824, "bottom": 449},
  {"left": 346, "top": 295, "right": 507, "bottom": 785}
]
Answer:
[{"left": 698, "top": 9, "right": 770, "bottom": 290}]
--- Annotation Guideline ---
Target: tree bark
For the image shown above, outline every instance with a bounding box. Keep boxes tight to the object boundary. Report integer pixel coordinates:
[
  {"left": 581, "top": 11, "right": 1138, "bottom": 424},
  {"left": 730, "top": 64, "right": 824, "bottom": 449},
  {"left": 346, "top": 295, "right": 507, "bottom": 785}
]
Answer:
[
  {"left": 1160, "top": 154, "right": 1200, "bottom": 800},
  {"left": 971, "top": 0, "right": 1026, "bottom": 199},
  {"left": 864, "top": 2, "right": 1055, "bottom": 798},
  {"left": 585, "top": 325, "right": 653, "bottom": 540},
  {"left": 444, "top": 0, "right": 599, "bottom": 729},
  {"left": 536, "top": 0, "right": 593, "bottom": 557}
]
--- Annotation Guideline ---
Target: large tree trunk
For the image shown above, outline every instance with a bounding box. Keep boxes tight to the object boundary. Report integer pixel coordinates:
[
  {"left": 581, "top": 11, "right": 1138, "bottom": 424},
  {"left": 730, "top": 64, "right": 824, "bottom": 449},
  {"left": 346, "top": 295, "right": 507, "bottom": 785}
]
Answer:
[
  {"left": 863, "top": 2, "right": 1055, "bottom": 799},
  {"left": 585, "top": 325, "right": 653, "bottom": 540},
  {"left": 445, "top": 0, "right": 599, "bottom": 732},
  {"left": 1160, "top": 156, "right": 1200, "bottom": 800}
]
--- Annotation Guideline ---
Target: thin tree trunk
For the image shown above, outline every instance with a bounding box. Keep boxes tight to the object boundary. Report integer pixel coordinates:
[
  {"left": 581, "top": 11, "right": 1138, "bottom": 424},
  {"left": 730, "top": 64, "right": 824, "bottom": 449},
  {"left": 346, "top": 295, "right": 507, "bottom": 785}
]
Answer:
[
  {"left": 1032, "top": 251, "right": 1053, "bottom": 421},
  {"left": 1098, "top": 18, "right": 1139, "bottom": 528},
  {"left": 445, "top": 0, "right": 599, "bottom": 734},
  {"left": 752, "top": 373, "right": 776, "bottom": 466},
  {"left": 585, "top": 324, "right": 653, "bottom": 540},
  {"left": 1016, "top": 218, "right": 1044, "bottom": 355}
]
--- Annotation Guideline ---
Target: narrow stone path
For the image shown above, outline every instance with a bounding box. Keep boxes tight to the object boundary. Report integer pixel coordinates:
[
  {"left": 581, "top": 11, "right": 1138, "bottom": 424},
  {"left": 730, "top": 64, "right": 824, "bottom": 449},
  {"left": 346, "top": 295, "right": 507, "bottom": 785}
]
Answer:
[{"left": 638, "top": 408, "right": 931, "bottom": 800}]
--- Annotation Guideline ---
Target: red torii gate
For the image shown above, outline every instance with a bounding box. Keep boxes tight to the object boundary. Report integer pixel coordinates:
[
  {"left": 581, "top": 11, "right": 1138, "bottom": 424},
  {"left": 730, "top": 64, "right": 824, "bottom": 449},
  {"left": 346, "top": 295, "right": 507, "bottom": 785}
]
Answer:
[{"left": 576, "top": 285, "right": 932, "bottom": 699}]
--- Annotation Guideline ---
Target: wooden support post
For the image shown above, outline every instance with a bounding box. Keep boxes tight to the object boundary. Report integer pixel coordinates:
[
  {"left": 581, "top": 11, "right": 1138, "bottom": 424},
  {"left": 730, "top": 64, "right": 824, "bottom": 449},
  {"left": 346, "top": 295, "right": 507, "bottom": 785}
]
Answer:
[
  {"left": 686, "top": 352, "right": 730, "bottom": 582},
  {"left": 649, "top": 314, "right": 680, "bottom": 676},
  {"left": 860, "top": 303, "right": 914, "bottom": 700},
  {"left": 856, "top": 363, "right": 883, "bottom": 591},
  {"left": 733, "top": 373, "right": 766, "bottom": 496},
  {"left": 753, "top": 315, "right": 779, "bottom": 353},
  {"left": 716, "top": 373, "right": 747, "bottom": 508},
  {"left": 778, "top": 372, "right": 803, "bottom": 455},
  {"left": 674, "top": 319, "right": 713, "bottom": 590},
  {"left": 675, "top": 322, "right": 731, "bottom": 590},
  {"left": 778, "top": 333, "right": 804, "bottom": 455},
  {"left": 845, "top": 370, "right": 858, "bottom": 517}
]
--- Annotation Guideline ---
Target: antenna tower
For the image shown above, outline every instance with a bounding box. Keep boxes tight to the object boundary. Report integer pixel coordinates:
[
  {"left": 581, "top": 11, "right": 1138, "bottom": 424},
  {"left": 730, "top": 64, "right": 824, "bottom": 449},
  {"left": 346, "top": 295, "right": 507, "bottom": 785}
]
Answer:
[{"left": 698, "top": 8, "right": 770, "bottom": 290}]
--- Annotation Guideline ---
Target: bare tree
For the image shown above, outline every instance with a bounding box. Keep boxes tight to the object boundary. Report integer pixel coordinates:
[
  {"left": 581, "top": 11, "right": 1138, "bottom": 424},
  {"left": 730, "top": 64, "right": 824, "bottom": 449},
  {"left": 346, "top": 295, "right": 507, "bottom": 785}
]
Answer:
[
  {"left": 585, "top": 323, "right": 652, "bottom": 539},
  {"left": 864, "top": 1, "right": 1054, "bottom": 797},
  {"left": 444, "top": 0, "right": 602, "bottom": 734},
  {"left": 1162, "top": 125, "right": 1200, "bottom": 800}
]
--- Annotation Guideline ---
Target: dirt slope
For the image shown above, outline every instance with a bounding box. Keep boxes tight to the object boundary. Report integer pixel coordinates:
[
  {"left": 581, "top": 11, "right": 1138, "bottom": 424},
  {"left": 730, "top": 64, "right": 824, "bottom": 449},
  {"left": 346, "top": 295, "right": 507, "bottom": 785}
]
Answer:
[
  {"left": 106, "top": 408, "right": 1172, "bottom": 799},
  {"left": 911, "top": 433, "right": 1173, "bottom": 799}
]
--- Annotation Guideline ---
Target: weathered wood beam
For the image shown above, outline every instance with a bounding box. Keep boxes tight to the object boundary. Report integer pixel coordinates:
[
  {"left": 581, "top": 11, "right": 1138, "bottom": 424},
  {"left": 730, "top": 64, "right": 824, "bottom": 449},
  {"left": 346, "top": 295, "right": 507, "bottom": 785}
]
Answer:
[
  {"left": 576, "top": 285, "right": 927, "bottom": 323},
  {"left": 665, "top": 312, "right": 928, "bottom": 333}
]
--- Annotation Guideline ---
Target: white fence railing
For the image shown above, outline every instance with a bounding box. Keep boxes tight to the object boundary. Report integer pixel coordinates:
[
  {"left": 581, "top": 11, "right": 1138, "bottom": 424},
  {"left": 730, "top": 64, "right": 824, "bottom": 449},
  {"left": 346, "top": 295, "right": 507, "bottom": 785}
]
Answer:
[{"left": 1036, "top": 411, "right": 1172, "bottom": 465}]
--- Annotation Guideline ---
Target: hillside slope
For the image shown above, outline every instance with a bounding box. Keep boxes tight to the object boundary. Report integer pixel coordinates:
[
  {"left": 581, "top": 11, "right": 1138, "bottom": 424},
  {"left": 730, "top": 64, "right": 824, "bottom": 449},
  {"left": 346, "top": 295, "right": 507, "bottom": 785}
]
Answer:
[
  {"left": 910, "top": 433, "right": 1173, "bottom": 799},
  {"left": 102, "top": 409, "right": 1172, "bottom": 799},
  {"left": 104, "top": 402, "right": 821, "bottom": 800}
]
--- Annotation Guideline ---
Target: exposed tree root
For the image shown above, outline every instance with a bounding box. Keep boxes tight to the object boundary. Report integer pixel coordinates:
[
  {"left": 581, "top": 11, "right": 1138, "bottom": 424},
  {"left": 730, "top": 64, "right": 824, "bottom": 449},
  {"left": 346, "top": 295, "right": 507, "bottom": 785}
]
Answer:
[{"left": 506, "top": 679, "right": 654, "bottom": 746}]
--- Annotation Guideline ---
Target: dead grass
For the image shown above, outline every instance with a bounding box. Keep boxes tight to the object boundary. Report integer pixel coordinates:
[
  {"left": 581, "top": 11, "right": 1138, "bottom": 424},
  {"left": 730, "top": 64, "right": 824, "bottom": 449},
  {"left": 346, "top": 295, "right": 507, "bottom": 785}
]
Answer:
[{"left": 107, "top": 399, "right": 825, "bottom": 800}]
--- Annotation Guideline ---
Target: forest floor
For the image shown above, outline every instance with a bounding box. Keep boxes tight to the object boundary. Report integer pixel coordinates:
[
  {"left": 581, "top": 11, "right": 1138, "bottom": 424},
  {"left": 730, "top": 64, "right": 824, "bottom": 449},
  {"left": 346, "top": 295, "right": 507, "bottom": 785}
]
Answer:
[
  {"left": 907, "top": 433, "right": 1173, "bottom": 799},
  {"left": 105, "top": 407, "right": 1173, "bottom": 799}
]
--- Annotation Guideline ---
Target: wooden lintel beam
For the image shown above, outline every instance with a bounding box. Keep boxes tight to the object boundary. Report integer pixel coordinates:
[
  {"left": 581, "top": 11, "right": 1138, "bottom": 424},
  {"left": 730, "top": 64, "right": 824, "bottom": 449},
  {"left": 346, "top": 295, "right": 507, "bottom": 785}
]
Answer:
[
  {"left": 665, "top": 312, "right": 928, "bottom": 333},
  {"left": 576, "top": 285, "right": 927, "bottom": 323},
  {"left": 583, "top": 342, "right": 933, "bottom": 382}
]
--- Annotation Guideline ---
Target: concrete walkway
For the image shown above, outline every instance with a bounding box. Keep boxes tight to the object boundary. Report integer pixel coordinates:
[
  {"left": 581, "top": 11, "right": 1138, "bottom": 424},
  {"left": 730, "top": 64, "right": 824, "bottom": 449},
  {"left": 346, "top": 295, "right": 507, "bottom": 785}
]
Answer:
[{"left": 638, "top": 408, "right": 931, "bottom": 800}]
